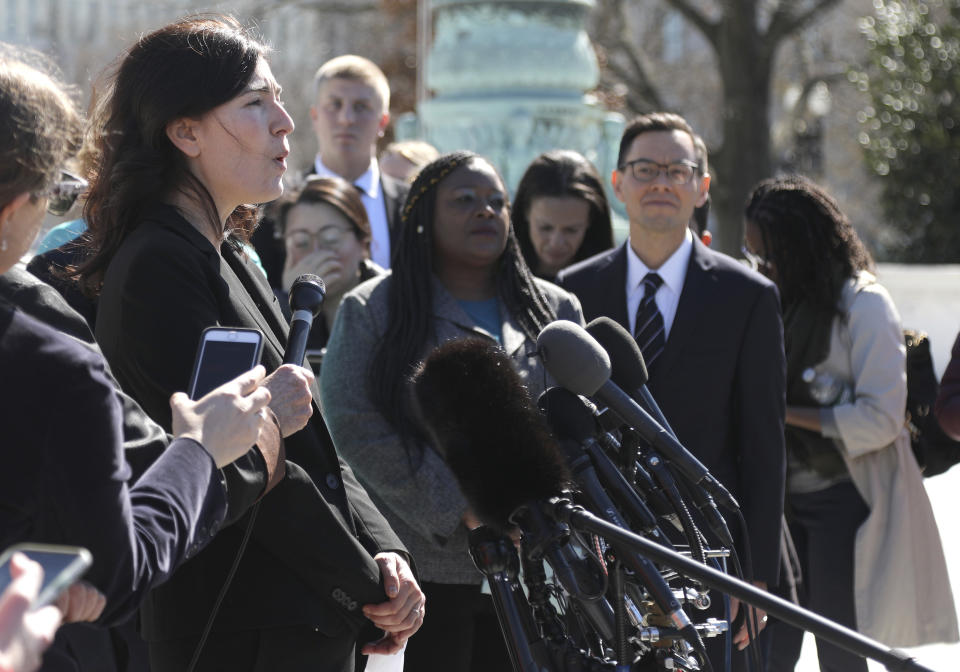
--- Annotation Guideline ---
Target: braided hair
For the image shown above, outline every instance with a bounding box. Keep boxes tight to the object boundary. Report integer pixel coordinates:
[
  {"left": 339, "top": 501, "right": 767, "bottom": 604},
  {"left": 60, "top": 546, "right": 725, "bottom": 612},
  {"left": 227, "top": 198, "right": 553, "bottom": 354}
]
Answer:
[
  {"left": 370, "top": 150, "right": 557, "bottom": 463},
  {"left": 744, "top": 175, "right": 873, "bottom": 315}
]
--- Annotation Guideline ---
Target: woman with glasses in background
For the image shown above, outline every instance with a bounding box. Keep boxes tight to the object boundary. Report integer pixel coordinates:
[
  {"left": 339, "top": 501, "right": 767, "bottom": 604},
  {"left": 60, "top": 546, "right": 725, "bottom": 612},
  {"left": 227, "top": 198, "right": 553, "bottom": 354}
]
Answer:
[
  {"left": 274, "top": 176, "right": 383, "bottom": 367},
  {"left": 743, "top": 175, "right": 957, "bottom": 672}
]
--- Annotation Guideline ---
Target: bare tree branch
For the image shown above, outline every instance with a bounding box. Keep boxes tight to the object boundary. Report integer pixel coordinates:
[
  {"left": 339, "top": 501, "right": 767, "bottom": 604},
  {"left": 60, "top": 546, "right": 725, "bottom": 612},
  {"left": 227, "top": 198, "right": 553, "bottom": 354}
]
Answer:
[
  {"left": 767, "top": 0, "right": 845, "bottom": 43},
  {"left": 592, "top": 0, "right": 665, "bottom": 112},
  {"left": 660, "top": 0, "right": 719, "bottom": 46},
  {"left": 252, "top": 0, "right": 379, "bottom": 14}
]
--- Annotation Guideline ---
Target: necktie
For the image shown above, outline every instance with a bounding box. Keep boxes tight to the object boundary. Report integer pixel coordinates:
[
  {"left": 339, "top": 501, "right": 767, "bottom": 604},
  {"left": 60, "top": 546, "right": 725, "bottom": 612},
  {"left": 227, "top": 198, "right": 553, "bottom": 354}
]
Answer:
[{"left": 634, "top": 272, "right": 665, "bottom": 368}]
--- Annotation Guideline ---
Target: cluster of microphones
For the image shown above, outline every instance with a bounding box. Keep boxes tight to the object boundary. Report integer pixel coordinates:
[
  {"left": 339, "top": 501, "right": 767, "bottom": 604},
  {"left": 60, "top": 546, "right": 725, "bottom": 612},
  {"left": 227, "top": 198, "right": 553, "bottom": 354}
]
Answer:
[
  {"left": 284, "top": 280, "right": 933, "bottom": 672},
  {"left": 410, "top": 317, "right": 746, "bottom": 672}
]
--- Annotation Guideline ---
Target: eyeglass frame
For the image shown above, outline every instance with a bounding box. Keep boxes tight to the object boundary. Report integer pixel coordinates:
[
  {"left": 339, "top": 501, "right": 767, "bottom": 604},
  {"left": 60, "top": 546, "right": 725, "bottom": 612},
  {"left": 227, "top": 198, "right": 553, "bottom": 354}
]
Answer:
[
  {"left": 284, "top": 223, "right": 356, "bottom": 252},
  {"left": 617, "top": 158, "right": 701, "bottom": 185},
  {"left": 39, "top": 170, "right": 88, "bottom": 216}
]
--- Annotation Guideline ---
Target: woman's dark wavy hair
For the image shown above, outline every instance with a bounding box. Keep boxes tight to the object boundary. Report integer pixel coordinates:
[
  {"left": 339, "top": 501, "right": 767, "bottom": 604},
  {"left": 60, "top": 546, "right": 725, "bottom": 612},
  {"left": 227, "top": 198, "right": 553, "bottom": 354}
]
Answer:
[
  {"left": 371, "top": 150, "right": 558, "bottom": 463},
  {"left": 744, "top": 174, "right": 874, "bottom": 315},
  {"left": 512, "top": 150, "right": 614, "bottom": 276},
  {"left": 78, "top": 15, "right": 266, "bottom": 295}
]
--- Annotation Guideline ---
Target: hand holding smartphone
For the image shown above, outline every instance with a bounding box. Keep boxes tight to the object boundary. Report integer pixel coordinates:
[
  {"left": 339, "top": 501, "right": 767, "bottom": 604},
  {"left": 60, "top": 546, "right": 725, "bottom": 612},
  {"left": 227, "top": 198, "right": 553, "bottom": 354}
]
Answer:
[
  {"left": 188, "top": 328, "right": 264, "bottom": 400},
  {"left": 0, "top": 544, "right": 91, "bottom": 611},
  {"left": 172, "top": 327, "right": 272, "bottom": 468}
]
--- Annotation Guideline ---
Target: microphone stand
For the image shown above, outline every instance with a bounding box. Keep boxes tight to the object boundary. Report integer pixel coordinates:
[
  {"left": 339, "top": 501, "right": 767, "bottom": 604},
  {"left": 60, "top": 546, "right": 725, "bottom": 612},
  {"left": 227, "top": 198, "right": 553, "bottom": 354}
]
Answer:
[
  {"left": 468, "top": 527, "right": 620, "bottom": 672},
  {"left": 548, "top": 498, "right": 936, "bottom": 672}
]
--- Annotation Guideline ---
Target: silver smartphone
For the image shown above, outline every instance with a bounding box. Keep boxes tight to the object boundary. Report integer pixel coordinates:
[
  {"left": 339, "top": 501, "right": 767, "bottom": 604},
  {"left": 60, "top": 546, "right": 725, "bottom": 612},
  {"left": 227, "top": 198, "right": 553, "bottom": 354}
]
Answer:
[
  {"left": 187, "top": 327, "right": 265, "bottom": 400},
  {"left": 0, "top": 543, "right": 92, "bottom": 609}
]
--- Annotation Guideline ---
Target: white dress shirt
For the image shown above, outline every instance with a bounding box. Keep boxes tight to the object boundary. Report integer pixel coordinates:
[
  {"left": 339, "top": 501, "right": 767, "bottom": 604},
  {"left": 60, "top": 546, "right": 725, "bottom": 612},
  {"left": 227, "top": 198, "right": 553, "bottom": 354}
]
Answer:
[
  {"left": 625, "top": 228, "right": 693, "bottom": 338},
  {"left": 314, "top": 156, "right": 392, "bottom": 268}
]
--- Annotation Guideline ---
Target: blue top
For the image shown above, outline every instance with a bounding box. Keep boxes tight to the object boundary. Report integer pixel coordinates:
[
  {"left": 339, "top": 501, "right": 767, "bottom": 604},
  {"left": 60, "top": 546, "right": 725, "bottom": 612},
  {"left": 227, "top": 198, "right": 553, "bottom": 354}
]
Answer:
[
  {"left": 33, "top": 218, "right": 268, "bottom": 276},
  {"left": 35, "top": 219, "right": 86, "bottom": 254},
  {"left": 457, "top": 297, "right": 501, "bottom": 344}
]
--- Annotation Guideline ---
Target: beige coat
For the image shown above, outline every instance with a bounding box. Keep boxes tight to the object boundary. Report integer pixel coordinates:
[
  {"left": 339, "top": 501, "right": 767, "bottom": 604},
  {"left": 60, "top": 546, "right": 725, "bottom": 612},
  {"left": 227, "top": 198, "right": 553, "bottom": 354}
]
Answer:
[{"left": 817, "top": 271, "right": 958, "bottom": 646}]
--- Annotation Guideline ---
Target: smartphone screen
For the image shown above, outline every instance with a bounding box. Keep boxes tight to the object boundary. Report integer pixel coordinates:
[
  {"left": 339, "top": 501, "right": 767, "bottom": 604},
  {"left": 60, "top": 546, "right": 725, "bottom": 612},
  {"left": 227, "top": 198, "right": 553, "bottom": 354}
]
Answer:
[
  {"left": 188, "top": 328, "right": 264, "bottom": 400},
  {"left": 0, "top": 544, "right": 92, "bottom": 609}
]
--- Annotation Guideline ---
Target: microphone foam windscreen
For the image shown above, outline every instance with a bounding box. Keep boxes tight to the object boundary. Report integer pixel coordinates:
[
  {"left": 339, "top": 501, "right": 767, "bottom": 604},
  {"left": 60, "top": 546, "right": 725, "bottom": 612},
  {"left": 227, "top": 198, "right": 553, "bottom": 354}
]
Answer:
[
  {"left": 536, "top": 320, "right": 611, "bottom": 396},
  {"left": 289, "top": 274, "right": 326, "bottom": 314},
  {"left": 539, "top": 387, "right": 599, "bottom": 444},
  {"left": 586, "top": 317, "right": 649, "bottom": 388},
  {"left": 411, "top": 338, "right": 570, "bottom": 532}
]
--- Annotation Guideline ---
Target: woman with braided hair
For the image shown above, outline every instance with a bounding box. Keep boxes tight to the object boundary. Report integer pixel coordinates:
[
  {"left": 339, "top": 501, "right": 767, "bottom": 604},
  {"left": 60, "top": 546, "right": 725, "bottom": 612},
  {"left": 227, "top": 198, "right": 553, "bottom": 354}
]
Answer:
[
  {"left": 742, "top": 175, "right": 956, "bottom": 671},
  {"left": 320, "top": 151, "right": 583, "bottom": 670}
]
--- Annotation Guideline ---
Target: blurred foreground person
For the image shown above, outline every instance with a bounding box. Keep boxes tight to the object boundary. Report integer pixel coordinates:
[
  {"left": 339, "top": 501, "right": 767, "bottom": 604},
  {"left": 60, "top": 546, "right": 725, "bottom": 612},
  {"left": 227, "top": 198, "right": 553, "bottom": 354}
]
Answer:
[
  {"left": 0, "top": 554, "right": 62, "bottom": 672},
  {"left": 78, "top": 16, "right": 420, "bottom": 672},
  {"left": 0, "top": 48, "right": 274, "bottom": 669},
  {"left": 744, "top": 175, "right": 957, "bottom": 671}
]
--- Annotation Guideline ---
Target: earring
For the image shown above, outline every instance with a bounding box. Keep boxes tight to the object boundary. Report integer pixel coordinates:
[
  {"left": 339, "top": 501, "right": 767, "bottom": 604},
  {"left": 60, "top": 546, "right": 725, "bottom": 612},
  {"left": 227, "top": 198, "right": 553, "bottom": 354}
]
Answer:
[
  {"left": 416, "top": 225, "right": 424, "bottom": 234},
  {"left": 0, "top": 237, "right": 6, "bottom": 252}
]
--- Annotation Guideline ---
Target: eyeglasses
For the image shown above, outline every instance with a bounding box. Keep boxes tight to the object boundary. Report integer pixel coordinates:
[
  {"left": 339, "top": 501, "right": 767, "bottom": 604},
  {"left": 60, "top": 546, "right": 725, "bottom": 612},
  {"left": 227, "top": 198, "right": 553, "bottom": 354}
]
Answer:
[
  {"left": 619, "top": 159, "right": 699, "bottom": 185},
  {"left": 285, "top": 225, "right": 354, "bottom": 252},
  {"left": 741, "top": 245, "right": 773, "bottom": 272},
  {"left": 40, "top": 170, "right": 88, "bottom": 216}
]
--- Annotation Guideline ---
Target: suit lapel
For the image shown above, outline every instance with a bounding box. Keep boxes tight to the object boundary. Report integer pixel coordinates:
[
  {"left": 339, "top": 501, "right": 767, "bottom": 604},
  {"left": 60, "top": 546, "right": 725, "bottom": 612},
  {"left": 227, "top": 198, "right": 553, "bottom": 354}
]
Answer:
[
  {"left": 653, "top": 238, "right": 715, "bottom": 378},
  {"left": 220, "top": 245, "right": 288, "bottom": 363},
  {"left": 590, "top": 244, "right": 630, "bottom": 328}
]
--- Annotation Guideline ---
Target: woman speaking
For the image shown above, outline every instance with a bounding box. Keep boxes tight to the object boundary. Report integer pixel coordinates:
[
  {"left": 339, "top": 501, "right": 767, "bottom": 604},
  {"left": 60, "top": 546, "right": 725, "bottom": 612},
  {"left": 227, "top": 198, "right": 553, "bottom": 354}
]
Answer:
[{"left": 77, "top": 16, "right": 421, "bottom": 671}]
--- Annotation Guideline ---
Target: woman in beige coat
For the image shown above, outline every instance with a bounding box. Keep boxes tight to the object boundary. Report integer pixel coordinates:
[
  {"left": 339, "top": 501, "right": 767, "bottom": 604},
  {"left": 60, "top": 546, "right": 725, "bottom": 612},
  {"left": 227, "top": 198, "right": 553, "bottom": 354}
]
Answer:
[{"left": 743, "top": 176, "right": 957, "bottom": 672}]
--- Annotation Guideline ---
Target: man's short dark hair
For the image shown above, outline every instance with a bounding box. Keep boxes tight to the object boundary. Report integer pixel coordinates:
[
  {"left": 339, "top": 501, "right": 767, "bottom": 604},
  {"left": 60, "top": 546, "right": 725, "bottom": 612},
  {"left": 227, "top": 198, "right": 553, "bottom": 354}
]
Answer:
[{"left": 617, "top": 112, "right": 708, "bottom": 176}]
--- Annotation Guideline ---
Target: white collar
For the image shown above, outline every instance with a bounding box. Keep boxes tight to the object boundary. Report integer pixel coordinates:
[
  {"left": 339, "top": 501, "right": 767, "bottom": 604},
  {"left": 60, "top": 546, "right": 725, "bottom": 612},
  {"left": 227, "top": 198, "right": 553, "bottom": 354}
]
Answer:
[
  {"left": 313, "top": 156, "right": 381, "bottom": 199},
  {"left": 626, "top": 228, "right": 693, "bottom": 297}
]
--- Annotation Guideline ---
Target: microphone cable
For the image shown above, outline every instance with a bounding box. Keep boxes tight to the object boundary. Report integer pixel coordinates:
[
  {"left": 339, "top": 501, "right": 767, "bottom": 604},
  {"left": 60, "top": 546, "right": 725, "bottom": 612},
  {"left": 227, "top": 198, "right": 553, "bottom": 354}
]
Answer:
[
  {"left": 186, "top": 502, "right": 260, "bottom": 672},
  {"left": 730, "top": 511, "right": 765, "bottom": 672}
]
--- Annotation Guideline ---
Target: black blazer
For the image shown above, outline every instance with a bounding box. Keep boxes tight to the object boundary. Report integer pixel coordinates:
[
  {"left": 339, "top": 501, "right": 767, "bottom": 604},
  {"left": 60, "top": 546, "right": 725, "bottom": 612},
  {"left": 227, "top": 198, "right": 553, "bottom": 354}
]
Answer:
[
  {"left": 0, "top": 298, "right": 228, "bottom": 625},
  {"left": 1, "top": 266, "right": 170, "bottom": 479},
  {"left": 94, "top": 205, "right": 408, "bottom": 663},
  {"left": 558, "top": 240, "right": 786, "bottom": 583}
]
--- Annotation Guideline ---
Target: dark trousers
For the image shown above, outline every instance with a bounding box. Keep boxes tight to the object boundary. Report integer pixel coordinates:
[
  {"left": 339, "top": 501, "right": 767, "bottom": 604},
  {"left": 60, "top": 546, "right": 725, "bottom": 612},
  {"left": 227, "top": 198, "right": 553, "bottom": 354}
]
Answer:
[
  {"left": 148, "top": 624, "right": 357, "bottom": 672},
  {"left": 403, "top": 582, "right": 511, "bottom": 672},
  {"left": 766, "top": 481, "right": 869, "bottom": 672}
]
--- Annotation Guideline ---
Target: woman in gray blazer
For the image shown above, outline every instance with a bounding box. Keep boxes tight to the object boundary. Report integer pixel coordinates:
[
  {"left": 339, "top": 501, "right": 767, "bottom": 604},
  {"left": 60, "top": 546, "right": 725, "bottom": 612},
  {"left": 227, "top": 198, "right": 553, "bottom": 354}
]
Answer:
[
  {"left": 321, "top": 151, "right": 584, "bottom": 672},
  {"left": 743, "top": 176, "right": 956, "bottom": 672}
]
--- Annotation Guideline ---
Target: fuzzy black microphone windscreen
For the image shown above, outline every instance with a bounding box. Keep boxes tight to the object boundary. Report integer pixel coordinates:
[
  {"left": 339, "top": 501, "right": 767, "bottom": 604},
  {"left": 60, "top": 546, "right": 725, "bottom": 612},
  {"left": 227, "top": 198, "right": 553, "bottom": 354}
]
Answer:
[{"left": 411, "top": 338, "right": 570, "bottom": 532}]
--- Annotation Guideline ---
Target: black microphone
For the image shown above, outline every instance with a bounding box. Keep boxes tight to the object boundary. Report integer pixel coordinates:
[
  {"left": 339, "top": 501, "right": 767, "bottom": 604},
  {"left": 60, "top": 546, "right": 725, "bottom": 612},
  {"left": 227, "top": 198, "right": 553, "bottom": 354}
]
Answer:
[
  {"left": 539, "top": 387, "right": 662, "bottom": 538},
  {"left": 585, "top": 317, "right": 735, "bottom": 547},
  {"left": 585, "top": 317, "right": 675, "bottom": 437},
  {"left": 539, "top": 387, "right": 706, "bottom": 651},
  {"left": 410, "top": 338, "right": 570, "bottom": 533},
  {"left": 411, "top": 338, "right": 616, "bottom": 641},
  {"left": 283, "top": 274, "right": 325, "bottom": 366},
  {"left": 537, "top": 320, "right": 739, "bottom": 512}
]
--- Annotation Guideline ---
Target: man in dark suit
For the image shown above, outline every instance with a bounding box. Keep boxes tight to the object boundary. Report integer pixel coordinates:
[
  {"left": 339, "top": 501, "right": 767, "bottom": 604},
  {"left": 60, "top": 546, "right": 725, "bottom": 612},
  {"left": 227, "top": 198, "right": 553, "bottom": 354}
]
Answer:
[{"left": 557, "top": 112, "right": 785, "bottom": 669}]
